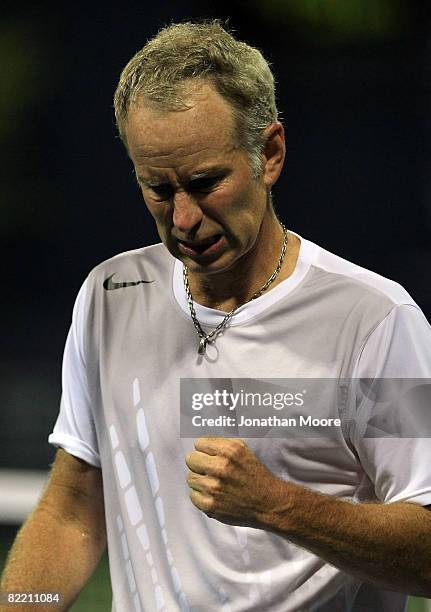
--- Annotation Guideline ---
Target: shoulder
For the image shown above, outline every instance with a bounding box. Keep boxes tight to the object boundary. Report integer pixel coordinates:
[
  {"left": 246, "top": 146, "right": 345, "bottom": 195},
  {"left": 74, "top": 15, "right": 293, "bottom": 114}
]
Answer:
[
  {"left": 80, "top": 242, "right": 175, "bottom": 296},
  {"left": 89, "top": 242, "right": 172, "bottom": 280},
  {"left": 72, "top": 243, "right": 175, "bottom": 321},
  {"left": 300, "top": 235, "right": 416, "bottom": 310}
]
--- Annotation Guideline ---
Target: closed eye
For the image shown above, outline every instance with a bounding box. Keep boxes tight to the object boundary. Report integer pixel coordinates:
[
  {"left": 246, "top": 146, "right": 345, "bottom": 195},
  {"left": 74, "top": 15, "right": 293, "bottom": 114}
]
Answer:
[
  {"left": 141, "top": 172, "right": 227, "bottom": 201},
  {"left": 148, "top": 184, "right": 174, "bottom": 201},
  {"left": 188, "top": 176, "right": 223, "bottom": 192}
]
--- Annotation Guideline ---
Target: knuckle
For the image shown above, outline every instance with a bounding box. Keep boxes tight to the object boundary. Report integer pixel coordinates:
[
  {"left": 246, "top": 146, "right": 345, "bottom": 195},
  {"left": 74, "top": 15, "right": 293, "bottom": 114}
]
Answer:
[
  {"left": 208, "top": 478, "right": 221, "bottom": 493},
  {"left": 204, "top": 497, "right": 216, "bottom": 515},
  {"left": 229, "top": 440, "right": 246, "bottom": 460},
  {"left": 217, "top": 457, "right": 231, "bottom": 476}
]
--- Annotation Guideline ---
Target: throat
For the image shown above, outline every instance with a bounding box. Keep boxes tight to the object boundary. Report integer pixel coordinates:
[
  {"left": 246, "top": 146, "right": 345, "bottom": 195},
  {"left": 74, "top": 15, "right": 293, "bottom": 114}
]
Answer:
[
  {"left": 195, "top": 291, "right": 250, "bottom": 313},
  {"left": 188, "top": 263, "right": 266, "bottom": 312}
]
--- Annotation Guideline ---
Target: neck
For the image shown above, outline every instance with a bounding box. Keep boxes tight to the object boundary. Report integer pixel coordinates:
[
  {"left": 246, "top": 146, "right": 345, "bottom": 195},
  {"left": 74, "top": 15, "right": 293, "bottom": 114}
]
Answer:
[{"left": 187, "top": 214, "right": 298, "bottom": 312}]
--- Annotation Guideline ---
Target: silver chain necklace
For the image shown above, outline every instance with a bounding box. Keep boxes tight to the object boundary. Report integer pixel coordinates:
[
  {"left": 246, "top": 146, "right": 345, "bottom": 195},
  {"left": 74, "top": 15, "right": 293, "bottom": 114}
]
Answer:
[{"left": 183, "top": 223, "right": 288, "bottom": 355}]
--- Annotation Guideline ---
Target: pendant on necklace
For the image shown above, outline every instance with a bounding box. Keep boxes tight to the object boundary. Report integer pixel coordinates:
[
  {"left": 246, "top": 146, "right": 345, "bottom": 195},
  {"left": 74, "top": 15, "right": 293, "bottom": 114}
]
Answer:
[{"left": 198, "top": 337, "right": 207, "bottom": 355}]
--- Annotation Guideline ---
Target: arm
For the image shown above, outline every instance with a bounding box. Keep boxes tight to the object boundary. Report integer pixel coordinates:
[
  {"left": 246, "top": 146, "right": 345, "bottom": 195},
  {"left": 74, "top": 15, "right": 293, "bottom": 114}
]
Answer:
[
  {"left": 0, "top": 448, "right": 106, "bottom": 612},
  {"left": 186, "top": 437, "right": 431, "bottom": 598}
]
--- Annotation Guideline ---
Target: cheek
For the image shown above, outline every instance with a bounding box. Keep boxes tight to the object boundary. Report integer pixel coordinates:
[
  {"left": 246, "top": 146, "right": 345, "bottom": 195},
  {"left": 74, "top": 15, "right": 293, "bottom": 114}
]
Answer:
[
  {"left": 212, "top": 183, "right": 263, "bottom": 225},
  {"left": 141, "top": 199, "right": 174, "bottom": 243},
  {"left": 143, "top": 196, "right": 168, "bottom": 222},
  {"left": 206, "top": 183, "right": 250, "bottom": 216},
  {"left": 141, "top": 191, "right": 155, "bottom": 214}
]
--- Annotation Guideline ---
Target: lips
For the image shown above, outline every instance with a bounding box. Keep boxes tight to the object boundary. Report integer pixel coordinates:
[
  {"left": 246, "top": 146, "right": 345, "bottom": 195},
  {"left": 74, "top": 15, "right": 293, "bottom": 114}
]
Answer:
[{"left": 178, "top": 234, "right": 223, "bottom": 257}]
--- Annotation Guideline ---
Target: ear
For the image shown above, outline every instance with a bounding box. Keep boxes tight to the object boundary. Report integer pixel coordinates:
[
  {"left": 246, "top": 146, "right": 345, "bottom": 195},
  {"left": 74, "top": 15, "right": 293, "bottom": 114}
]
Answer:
[{"left": 261, "top": 121, "right": 286, "bottom": 187}]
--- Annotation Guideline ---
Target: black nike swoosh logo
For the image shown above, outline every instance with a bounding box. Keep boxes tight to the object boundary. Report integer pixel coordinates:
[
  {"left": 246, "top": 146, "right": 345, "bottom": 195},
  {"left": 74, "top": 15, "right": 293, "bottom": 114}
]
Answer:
[{"left": 103, "top": 273, "right": 154, "bottom": 290}]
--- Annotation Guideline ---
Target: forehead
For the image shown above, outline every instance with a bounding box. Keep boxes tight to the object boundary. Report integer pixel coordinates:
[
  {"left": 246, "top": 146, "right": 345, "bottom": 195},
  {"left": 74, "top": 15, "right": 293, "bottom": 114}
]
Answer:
[{"left": 124, "top": 83, "right": 238, "bottom": 172}]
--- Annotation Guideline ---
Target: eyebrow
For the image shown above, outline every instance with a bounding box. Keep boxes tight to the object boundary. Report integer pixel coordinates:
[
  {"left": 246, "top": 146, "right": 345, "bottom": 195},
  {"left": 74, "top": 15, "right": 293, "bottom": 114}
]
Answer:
[
  {"left": 136, "top": 176, "right": 159, "bottom": 188},
  {"left": 135, "top": 174, "right": 158, "bottom": 187},
  {"left": 136, "top": 166, "right": 230, "bottom": 187}
]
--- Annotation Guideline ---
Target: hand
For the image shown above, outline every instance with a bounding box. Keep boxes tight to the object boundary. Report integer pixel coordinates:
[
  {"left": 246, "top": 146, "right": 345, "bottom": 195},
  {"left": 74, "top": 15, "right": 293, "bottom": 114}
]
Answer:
[{"left": 185, "top": 437, "right": 288, "bottom": 528}]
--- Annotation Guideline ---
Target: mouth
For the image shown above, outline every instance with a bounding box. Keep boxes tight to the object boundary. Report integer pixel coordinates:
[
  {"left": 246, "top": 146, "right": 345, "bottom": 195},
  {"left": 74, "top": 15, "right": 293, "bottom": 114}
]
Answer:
[{"left": 177, "top": 234, "right": 224, "bottom": 258}]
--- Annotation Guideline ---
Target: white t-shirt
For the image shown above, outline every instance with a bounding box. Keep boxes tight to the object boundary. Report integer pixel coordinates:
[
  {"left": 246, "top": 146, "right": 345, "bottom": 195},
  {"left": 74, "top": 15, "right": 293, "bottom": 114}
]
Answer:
[{"left": 49, "top": 234, "right": 431, "bottom": 611}]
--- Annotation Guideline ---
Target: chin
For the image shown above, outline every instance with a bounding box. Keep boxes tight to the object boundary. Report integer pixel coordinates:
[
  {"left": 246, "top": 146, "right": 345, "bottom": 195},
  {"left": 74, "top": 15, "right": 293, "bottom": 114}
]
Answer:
[{"left": 186, "top": 254, "right": 240, "bottom": 276}]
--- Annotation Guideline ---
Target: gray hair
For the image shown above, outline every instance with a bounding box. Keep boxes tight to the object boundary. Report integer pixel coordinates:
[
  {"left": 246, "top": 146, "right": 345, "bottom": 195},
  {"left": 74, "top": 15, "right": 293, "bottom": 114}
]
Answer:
[{"left": 114, "top": 20, "right": 278, "bottom": 177}]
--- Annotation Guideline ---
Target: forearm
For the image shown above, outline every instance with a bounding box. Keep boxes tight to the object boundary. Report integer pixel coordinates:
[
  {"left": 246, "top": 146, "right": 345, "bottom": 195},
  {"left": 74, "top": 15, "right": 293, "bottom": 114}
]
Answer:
[
  {"left": 0, "top": 503, "right": 106, "bottom": 611},
  {"left": 260, "top": 481, "right": 431, "bottom": 597},
  {"left": 187, "top": 437, "right": 431, "bottom": 596}
]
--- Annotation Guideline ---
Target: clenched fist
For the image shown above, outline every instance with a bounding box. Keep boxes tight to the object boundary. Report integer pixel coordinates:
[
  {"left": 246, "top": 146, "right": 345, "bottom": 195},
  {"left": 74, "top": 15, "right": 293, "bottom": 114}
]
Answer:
[{"left": 185, "top": 437, "right": 289, "bottom": 528}]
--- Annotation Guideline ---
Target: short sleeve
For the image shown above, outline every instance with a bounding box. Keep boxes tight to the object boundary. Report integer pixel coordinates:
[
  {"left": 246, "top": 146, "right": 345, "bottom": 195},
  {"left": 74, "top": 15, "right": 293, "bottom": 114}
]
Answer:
[
  {"left": 350, "top": 304, "right": 431, "bottom": 506},
  {"left": 48, "top": 279, "right": 101, "bottom": 467}
]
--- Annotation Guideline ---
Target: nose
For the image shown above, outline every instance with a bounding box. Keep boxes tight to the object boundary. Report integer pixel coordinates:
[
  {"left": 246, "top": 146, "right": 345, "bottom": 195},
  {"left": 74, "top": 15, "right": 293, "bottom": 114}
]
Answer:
[{"left": 172, "top": 190, "right": 203, "bottom": 234}]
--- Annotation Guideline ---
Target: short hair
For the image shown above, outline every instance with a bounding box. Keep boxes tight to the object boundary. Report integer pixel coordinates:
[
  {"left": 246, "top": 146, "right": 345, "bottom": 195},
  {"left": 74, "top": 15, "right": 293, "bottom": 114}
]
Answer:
[{"left": 114, "top": 20, "right": 278, "bottom": 177}]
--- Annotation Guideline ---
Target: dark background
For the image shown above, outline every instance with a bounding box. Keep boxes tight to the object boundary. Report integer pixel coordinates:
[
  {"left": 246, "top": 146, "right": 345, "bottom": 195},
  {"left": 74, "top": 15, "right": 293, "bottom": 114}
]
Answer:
[{"left": 2, "top": 0, "right": 431, "bottom": 470}]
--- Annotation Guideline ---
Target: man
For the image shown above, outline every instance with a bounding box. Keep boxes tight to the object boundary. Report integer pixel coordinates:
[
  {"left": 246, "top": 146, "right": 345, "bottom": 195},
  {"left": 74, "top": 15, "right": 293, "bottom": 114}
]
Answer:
[{"left": 2, "top": 20, "right": 431, "bottom": 612}]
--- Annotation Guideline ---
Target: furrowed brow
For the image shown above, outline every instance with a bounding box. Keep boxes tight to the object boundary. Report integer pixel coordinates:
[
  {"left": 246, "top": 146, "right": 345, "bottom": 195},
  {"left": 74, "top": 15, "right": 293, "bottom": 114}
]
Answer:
[
  {"left": 189, "top": 166, "right": 229, "bottom": 180},
  {"left": 136, "top": 174, "right": 167, "bottom": 188},
  {"left": 135, "top": 166, "right": 229, "bottom": 188}
]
